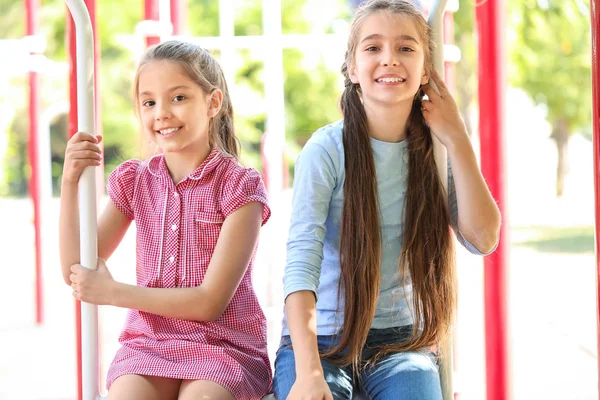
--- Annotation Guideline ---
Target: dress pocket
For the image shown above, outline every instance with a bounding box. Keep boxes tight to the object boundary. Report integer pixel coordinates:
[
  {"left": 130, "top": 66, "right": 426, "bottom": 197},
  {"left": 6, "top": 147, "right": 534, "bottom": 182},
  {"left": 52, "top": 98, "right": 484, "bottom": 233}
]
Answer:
[{"left": 195, "top": 211, "right": 225, "bottom": 250}]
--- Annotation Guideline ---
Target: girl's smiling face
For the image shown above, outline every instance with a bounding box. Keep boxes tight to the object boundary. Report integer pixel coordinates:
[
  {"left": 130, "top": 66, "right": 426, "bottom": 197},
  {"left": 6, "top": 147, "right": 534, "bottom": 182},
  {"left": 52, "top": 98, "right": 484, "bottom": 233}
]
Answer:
[
  {"left": 137, "top": 60, "right": 221, "bottom": 156},
  {"left": 349, "top": 11, "right": 429, "bottom": 109}
]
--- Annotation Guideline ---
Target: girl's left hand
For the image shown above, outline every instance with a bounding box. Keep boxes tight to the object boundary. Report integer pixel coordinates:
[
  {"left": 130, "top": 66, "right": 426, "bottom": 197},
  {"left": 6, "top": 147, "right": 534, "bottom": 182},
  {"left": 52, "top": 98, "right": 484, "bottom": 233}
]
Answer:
[
  {"left": 70, "top": 259, "right": 116, "bottom": 305},
  {"left": 420, "top": 69, "right": 469, "bottom": 150}
]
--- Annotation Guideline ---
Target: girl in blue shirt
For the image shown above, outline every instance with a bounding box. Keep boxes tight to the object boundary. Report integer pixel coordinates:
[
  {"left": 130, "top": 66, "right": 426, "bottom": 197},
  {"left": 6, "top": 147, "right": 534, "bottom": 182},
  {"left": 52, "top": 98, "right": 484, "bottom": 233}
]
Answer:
[{"left": 273, "top": 1, "right": 501, "bottom": 399}]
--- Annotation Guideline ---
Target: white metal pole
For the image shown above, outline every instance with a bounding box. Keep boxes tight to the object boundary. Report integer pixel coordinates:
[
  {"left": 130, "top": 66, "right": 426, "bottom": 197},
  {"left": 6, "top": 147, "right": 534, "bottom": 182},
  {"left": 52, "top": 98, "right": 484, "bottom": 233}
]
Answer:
[
  {"left": 427, "top": 1, "right": 452, "bottom": 400},
  {"left": 159, "top": 0, "right": 172, "bottom": 42},
  {"left": 218, "top": 0, "right": 236, "bottom": 97},
  {"left": 262, "top": 0, "right": 285, "bottom": 199},
  {"left": 64, "top": 1, "right": 100, "bottom": 399},
  {"left": 428, "top": 0, "right": 449, "bottom": 195},
  {"left": 261, "top": 0, "right": 287, "bottom": 361}
]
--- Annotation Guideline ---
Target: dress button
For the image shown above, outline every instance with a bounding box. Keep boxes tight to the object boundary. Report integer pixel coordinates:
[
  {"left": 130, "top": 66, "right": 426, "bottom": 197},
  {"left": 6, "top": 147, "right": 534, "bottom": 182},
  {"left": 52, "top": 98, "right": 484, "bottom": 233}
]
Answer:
[
  {"left": 173, "top": 192, "right": 178, "bottom": 197},
  {"left": 171, "top": 224, "right": 177, "bottom": 231},
  {"left": 169, "top": 256, "right": 175, "bottom": 263}
]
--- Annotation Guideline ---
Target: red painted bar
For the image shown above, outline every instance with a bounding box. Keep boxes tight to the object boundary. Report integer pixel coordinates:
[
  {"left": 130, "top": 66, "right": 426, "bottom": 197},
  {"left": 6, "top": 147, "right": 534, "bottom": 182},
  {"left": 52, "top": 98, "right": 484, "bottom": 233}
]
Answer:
[
  {"left": 145, "top": 0, "right": 160, "bottom": 46},
  {"left": 26, "top": 0, "right": 43, "bottom": 326},
  {"left": 170, "top": 0, "right": 184, "bottom": 35},
  {"left": 67, "top": 13, "right": 83, "bottom": 399},
  {"left": 474, "top": 1, "right": 509, "bottom": 399},
  {"left": 590, "top": 0, "right": 600, "bottom": 397}
]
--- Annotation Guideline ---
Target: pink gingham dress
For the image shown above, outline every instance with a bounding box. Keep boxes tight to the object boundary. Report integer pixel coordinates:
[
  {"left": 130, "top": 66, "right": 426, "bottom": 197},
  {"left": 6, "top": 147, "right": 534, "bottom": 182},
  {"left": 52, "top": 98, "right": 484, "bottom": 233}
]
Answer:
[{"left": 105, "top": 148, "right": 272, "bottom": 399}]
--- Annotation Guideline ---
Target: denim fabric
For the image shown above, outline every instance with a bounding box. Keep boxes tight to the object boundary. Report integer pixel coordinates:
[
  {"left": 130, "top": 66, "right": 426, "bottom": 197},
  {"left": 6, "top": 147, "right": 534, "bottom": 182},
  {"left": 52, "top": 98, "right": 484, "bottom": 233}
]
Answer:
[{"left": 273, "top": 326, "right": 442, "bottom": 400}]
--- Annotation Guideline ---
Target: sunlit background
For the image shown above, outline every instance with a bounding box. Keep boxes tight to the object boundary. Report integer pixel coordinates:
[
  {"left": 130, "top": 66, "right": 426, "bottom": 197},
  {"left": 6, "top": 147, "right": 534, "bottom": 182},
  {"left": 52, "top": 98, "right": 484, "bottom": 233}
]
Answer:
[{"left": 0, "top": 0, "right": 597, "bottom": 399}]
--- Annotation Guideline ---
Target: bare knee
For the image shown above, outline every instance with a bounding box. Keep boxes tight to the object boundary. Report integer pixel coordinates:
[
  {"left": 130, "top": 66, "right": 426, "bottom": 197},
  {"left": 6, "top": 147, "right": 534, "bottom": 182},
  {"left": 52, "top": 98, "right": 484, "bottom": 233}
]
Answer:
[
  {"left": 178, "top": 380, "right": 235, "bottom": 400},
  {"left": 107, "top": 374, "right": 180, "bottom": 400}
]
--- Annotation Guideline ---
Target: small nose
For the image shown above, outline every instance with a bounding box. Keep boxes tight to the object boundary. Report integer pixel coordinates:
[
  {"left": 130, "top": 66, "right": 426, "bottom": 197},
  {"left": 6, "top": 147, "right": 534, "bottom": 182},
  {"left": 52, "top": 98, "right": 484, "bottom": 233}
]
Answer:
[
  {"left": 381, "top": 48, "right": 399, "bottom": 67},
  {"left": 155, "top": 101, "right": 172, "bottom": 121}
]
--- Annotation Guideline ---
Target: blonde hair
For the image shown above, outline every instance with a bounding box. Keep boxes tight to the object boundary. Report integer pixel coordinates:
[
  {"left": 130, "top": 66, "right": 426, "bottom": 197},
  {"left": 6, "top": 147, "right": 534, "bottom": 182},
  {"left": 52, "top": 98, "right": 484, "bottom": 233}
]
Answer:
[{"left": 133, "top": 40, "right": 239, "bottom": 158}]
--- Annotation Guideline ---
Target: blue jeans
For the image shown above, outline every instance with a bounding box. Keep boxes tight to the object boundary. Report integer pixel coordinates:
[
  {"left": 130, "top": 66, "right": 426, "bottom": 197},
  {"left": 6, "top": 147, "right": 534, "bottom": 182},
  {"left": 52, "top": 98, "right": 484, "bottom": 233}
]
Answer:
[{"left": 273, "top": 326, "right": 442, "bottom": 400}]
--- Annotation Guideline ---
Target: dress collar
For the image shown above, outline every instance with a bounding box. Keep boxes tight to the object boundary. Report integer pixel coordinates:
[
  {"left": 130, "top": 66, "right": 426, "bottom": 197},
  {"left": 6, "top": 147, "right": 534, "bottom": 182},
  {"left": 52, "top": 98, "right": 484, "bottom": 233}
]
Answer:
[{"left": 146, "top": 147, "right": 225, "bottom": 183}]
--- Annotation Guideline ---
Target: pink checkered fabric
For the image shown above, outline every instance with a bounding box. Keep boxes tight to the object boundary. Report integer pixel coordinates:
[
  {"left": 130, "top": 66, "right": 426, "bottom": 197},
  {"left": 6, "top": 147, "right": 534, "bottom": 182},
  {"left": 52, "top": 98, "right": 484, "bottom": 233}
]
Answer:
[{"left": 105, "top": 148, "right": 272, "bottom": 399}]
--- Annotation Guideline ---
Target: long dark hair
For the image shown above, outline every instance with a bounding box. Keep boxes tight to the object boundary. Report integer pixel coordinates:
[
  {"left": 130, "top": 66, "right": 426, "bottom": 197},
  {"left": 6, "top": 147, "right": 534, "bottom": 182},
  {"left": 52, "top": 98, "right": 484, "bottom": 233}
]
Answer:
[{"left": 321, "top": 0, "right": 456, "bottom": 370}]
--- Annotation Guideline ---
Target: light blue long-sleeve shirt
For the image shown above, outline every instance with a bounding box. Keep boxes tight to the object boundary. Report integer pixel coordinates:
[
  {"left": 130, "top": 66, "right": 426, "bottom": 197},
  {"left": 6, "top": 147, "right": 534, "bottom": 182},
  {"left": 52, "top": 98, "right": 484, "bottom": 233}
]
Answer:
[{"left": 282, "top": 120, "right": 488, "bottom": 335}]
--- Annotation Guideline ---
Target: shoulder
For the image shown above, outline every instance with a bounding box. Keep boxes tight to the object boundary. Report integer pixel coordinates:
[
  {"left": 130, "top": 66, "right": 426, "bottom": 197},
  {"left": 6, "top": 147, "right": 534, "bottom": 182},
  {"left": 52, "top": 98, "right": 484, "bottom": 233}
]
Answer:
[
  {"left": 113, "top": 158, "right": 143, "bottom": 176},
  {"left": 219, "top": 156, "right": 263, "bottom": 185},
  {"left": 108, "top": 159, "right": 145, "bottom": 187},
  {"left": 304, "top": 120, "right": 344, "bottom": 155},
  {"left": 217, "top": 156, "right": 270, "bottom": 222},
  {"left": 296, "top": 120, "right": 344, "bottom": 175}
]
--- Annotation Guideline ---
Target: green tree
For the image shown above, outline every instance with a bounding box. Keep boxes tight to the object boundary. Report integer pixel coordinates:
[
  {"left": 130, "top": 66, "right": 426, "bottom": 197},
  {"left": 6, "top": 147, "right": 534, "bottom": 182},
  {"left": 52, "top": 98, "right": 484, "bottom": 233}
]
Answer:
[
  {"left": 1, "top": 0, "right": 350, "bottom": 194},
  {"left": 1, "top": 0, "right": 143, "bottom": 195},
  {"left": 452, "top": 0, "right": 476, "bottom": 137},
  {"left": 508, "top": 0, "right": 591, "bottom": 197}
]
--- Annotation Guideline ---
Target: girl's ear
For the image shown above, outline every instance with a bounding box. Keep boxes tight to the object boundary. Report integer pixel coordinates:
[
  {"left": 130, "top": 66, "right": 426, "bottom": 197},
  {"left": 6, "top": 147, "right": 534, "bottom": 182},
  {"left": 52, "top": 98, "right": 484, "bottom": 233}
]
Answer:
[
  {"left": 349, "top": 63, "right": 359, "bottom": 84},
  {"left": 208, "top": 89, "right": 223, "bottom": 118},
  {"left": 421, "top": 72, "right": 429, "bottom": 86}
]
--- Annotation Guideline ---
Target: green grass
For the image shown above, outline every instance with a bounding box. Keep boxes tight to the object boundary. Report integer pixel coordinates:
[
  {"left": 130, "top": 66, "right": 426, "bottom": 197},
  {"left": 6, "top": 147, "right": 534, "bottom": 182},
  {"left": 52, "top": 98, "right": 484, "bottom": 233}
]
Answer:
[{"left": 511, "top": 225, "right": 595, "bottom": 254}]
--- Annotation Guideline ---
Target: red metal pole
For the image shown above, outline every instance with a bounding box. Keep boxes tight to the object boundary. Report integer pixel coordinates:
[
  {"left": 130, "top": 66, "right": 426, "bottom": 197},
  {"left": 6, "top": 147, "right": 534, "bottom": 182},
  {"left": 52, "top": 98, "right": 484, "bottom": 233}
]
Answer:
[
  {"left": 145, "top": 0, "right": 160, "bottom": 46},
  {"left": 26, "top": 0, "right": 43, "bottom": 326},
  {"left": 67, "top": 14, "right": 83, "bottom": 400},
  {"left": 68, "top": 0, "right": 101, "bottom": 397},
  {"left": 170, "top": 0, "right": 185, "bottom": 35},
  {"left": 475, "top": 1, "right": 510, "bottom": 399},
  {"left": 590, "top": 0, "right": 600, "bottom": 397},
  {"left": 66, "top": 9, "right": 83, "bottom": 400}
]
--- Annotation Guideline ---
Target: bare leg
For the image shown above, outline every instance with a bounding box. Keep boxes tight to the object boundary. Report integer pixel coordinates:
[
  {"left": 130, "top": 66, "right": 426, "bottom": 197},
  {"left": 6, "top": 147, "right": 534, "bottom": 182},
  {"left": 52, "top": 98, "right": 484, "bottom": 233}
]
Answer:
[
  {"left": 107, "top": 374, "right": 181, "bottom": 400},
  {"left": 178, "top": 379, "right": 236, "bottom": 400}
]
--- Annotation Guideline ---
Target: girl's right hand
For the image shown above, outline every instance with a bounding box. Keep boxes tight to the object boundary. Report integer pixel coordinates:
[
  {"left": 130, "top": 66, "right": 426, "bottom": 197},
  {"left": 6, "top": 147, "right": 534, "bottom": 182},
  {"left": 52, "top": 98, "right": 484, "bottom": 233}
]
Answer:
[
  {"left": 63, "top": 132, "right": 103, "bottom": 185},
  {"left": 287, "top": 375, "right": 334, "bottom": 400}
]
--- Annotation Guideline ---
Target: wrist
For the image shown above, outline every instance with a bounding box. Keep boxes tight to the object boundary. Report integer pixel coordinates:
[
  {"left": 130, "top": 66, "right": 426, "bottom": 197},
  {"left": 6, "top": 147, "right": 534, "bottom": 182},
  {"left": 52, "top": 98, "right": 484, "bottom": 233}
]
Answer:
[
  {"left": 61, "top": 178, "right": 79, "bottom": 190},
  {"left": 296, "top": 357, "right": 325, "bottom": 377},
  {"left": 108, "top": 281, "right": 128, "bottom": 307},
  {"left": 445, "top": 132, "right": 472, "bottom": 155}
]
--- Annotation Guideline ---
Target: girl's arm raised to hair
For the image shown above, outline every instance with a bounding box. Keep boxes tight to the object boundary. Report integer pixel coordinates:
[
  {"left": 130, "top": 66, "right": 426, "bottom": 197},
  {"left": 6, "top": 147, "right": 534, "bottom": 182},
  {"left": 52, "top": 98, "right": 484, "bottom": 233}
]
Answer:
[
  {"left": 105, "top": 201, "right": 263, "bottom": 321},
  {"left": 421, "top": 71, "right": 501, "bottom": 253},
  {"left": 447, "top": 138, "right": 501, "bottom": 254}
]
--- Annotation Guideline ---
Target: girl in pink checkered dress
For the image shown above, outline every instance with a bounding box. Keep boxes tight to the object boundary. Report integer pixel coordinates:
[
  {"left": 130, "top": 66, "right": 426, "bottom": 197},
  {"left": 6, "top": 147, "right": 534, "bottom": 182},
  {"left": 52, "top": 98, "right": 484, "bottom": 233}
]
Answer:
[{"left": 59, "top": 40, "right": 271, "bottom": 400}]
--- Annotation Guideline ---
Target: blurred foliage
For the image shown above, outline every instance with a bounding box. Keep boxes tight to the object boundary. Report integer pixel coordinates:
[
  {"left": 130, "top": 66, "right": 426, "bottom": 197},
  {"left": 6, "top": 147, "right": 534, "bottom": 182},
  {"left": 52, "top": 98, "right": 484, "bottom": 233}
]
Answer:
[
  {"left": 452, "top": 0, "right": 476, "bottom": 136},
  {"left": 508, "top": 0, "right": 591, "bottom": 196},
  {"left": 512, "top": 225, "right": 594, "bottom": 254},
  {"left": 1, "top": 0, "right": 349, "bottom": 196},
  {"left": 508, "top": 0, "right": 591, "bottom": 137}
]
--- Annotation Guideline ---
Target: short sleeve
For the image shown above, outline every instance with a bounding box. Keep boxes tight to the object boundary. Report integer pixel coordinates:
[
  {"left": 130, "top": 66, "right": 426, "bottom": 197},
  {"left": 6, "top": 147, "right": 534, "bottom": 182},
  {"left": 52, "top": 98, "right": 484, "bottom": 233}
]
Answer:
[
  {"left": 220, "top": 167, "right": 271, "bottom": 226},
  {"left": 106, "top": 159, "right": 141, "bottom": 220}
]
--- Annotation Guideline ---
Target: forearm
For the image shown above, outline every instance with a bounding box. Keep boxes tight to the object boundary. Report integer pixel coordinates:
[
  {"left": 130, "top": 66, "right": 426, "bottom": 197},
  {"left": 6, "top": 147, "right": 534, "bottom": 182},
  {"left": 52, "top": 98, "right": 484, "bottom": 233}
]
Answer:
[
  {"left": 447, "top": 136, "right": 501, "bottom": 253},
  {"left": 110, "top": 282, "right": 218, "bottom": 321},
  {"left": 286, "top": 290, "right": 324, "bottom": 377},
  {"left": 59, "top": 181, "right": 81, "bottom": 285}
]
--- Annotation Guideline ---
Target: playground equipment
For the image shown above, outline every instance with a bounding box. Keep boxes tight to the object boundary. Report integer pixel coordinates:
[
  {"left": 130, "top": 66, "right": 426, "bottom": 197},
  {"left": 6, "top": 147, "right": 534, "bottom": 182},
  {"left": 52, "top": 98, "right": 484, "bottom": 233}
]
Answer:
[
  {"left": 29, "top": 0, "right": 600, "bottom": 399},
  {"left": 590, "top": 0, "right": 600, "bottom": 397}
]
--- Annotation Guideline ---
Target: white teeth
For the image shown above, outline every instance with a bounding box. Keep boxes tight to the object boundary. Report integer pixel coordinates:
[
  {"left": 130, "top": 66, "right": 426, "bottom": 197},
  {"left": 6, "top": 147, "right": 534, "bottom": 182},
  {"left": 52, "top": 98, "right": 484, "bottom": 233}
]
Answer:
[
  {"left": 377, "top": 77, "right": 405, "bottom": 83},
  {"left": 158, "top": 127, "right": 180, "bottom": 135}
]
